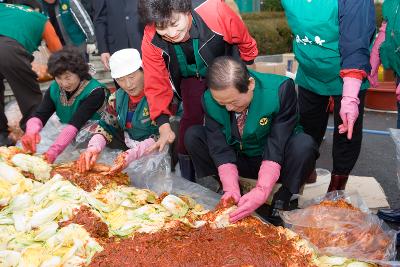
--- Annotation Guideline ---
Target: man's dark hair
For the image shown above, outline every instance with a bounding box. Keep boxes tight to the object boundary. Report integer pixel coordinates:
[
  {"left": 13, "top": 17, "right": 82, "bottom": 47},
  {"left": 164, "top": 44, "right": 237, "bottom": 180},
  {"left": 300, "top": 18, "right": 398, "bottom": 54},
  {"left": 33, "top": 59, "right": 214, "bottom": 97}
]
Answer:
[
  {"left": 138, "top": 0, "right": 191, "bottom": 28},
  {"left": 207, "top": 56, "right": 251, "bottom": 93},
  {"left": 47, "top": 46, "right": 91, "bottom": 80},
  {"left": 10, "top": 0, "right": 42, "bottom": 12}
]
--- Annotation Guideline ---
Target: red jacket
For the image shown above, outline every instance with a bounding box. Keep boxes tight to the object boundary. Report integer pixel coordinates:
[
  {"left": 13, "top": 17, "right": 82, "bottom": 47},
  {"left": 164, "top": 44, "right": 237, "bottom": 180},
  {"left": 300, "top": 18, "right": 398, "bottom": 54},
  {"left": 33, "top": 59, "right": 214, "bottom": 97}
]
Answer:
[{"left": 141, "top": 0, "right": 258, "bottom": 125}]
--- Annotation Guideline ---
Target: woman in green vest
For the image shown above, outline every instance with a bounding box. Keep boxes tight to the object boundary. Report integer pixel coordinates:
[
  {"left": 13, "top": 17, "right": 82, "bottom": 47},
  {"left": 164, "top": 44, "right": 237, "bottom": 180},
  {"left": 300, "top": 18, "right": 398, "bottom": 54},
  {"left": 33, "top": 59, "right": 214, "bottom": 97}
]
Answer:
[
  {"left": 185, "top": 57, "right": 319, "bottom": 225},
  {"left": 21, "top": 46, "right": 107, "bottom": 163},
  {"left": 369, "top": 0, "right": 400, "bottom": 128},
  {"left": 77, "top": 49, "right": 159, "bottom": 173},
  {"left": 369, "top": 0, "right": 400, "bottom": 225},
  {"left": 281, "top": 0, "right": 376, "bottom": 192}
]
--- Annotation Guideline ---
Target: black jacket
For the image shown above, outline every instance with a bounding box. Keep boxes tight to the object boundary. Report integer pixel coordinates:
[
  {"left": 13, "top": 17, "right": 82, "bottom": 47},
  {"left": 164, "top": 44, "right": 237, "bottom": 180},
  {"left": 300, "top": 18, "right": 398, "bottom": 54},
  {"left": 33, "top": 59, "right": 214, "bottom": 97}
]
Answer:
[
  {"left": 204, "top": 79, "right": 298, "bottom": 166},
  {"left": 93, "top": 0, "right": 143, "bottom": 54}
]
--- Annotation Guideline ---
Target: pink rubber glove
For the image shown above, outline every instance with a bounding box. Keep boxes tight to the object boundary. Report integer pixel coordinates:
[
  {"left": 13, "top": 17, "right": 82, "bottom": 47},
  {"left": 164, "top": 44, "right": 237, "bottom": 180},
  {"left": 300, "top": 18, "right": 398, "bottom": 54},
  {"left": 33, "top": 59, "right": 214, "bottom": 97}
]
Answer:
[
  {"left": 21, "top": 117, "right": 43, "bottom": 153},
  {"left": 109, "top": 137, "right": 156, "bottom": 173},
  {"left": 368, "top": 21, "right": 387, "bottom": 88},
  {"left": 77, "top": 134, "right": 107, "bottom": 173},
  {"left": 397, "top": 83, "right": 400, "bottom": 102},
  {"left": 218, "top": 163, "right": 241, "bottom": 205},
  {"left": 44, "top": 124, "right": 78, "bottom": 163},
  {"left": 229, "top": 160, "right": 281, "bottom": 223},
  {"left": 339, "top": 77, "right": 362, "bottom": 140}
]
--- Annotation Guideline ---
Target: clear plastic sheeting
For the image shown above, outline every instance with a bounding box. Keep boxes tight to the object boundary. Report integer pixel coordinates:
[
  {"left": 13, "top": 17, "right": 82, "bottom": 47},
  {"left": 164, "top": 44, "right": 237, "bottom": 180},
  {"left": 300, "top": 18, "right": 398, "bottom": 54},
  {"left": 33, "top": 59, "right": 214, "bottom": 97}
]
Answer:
[
  {"left": 281, "top": 191, "right": 398, "bottom": 262},
  {"left": 33, "top": 115, "right": 62, "bottom": 155},
  {"left": 31, "top": 44, "right": 52, "bottom": 83},
  {"left": 18, "top": 114, "right": 98, "bottom": 163},
  {"left": 389, "top": 128, "right": 400, "bottom": 190}
]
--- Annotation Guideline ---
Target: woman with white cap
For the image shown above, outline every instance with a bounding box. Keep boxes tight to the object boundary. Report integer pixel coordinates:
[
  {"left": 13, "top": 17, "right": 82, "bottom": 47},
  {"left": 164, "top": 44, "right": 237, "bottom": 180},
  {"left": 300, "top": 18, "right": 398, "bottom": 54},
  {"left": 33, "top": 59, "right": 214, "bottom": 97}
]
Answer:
[{"left": 77, "top": 48, "right": 159, "bottom": 173}]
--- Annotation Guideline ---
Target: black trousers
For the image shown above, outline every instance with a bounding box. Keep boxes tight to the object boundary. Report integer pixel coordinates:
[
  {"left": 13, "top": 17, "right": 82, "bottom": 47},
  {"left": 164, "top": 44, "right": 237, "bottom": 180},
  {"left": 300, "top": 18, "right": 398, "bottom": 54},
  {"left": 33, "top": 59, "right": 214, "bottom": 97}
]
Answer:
[
  {"left": 0, "top": 36, "right": 42, "bottom": 133},
  {"left": 185, "top": 125, "right": 319, "bottom": 195},
  {"left": 298, "top": 87, "right": 366, "bottom": 175}
]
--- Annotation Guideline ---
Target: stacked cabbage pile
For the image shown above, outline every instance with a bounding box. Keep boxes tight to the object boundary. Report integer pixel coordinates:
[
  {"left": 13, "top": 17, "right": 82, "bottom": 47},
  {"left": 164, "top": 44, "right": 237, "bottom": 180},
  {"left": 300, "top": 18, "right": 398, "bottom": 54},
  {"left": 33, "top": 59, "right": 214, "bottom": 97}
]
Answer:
[{"left": 0, "top": 147, "right": 207, "bottom": 266}]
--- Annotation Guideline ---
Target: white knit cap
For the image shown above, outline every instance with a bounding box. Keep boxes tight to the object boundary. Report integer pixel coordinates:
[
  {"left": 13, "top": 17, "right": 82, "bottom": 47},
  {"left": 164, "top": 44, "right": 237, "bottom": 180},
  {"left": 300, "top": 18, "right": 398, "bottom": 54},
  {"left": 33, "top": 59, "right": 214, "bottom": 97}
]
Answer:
[{"left": 109, "top": 49, "right": 142, "bottom": 79}]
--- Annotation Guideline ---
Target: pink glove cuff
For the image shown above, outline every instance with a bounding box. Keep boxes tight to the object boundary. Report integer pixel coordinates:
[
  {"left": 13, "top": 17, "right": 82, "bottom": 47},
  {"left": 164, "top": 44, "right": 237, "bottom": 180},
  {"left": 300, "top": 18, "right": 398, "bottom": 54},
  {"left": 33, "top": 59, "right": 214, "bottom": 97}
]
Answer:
[
  {"left": 218, "top": 163, "right": 240, "bottom": 193},
  {"left": 25, "top": 117, "right": 43, "bottom": 134},
  {"left": 88, "top": 134, "right": 107, "bottom": 152},
  {"left": 257, "top": 160, "right": 281, "bottom": 192},
  {"left": 396, "top": 83, "right": 400, "bottom": 101},
  {"left": 124, "top": 137, "right": 156, "bottom": 164},
  {"left": 342, "top": 77, "right": 362, "bottom": 103},
  {"left": 46, "top": 124, "right": 78, "bottom": 162}
]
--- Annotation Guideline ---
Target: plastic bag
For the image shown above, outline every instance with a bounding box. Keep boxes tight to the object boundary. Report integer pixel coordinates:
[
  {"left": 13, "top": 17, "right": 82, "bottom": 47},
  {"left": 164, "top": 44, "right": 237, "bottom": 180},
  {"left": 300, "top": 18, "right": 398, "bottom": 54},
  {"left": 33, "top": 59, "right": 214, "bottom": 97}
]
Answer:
[
  {"left": 301, "top": 190, "right": 370, "bottom": 213},
  {"left": 4, "top": 101, "right": 23, "bottom": 143},
  {"left": 281, "top": 191, "right": 398, "bottom": 261},
  {"left": 123, "top": 147, "right": 173, "bottom": 192},
  {"left": 31, "top": 44, "right": 53, "bottom": 83},
  {"left": 389, "top": 128, "right": 400, "bottom": 190}
]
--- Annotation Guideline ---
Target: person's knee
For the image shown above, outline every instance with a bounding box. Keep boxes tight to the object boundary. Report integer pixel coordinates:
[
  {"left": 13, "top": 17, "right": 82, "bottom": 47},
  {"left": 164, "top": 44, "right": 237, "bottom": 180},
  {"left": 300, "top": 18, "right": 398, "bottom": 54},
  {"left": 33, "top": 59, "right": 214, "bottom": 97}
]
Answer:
[
  {"left": 184, "top": 125, "right": 206, "bottom": 154},
  {"left": 289, "top": 133, "right": 319, "bottom": 163}
]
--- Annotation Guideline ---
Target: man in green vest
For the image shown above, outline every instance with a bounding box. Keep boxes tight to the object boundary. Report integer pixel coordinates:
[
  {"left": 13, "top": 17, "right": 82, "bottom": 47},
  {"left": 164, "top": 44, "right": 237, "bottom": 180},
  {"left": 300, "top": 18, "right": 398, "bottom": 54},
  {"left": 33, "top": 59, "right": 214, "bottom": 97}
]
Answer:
[
  {"left": 185, "top": 57, "right": 318, "bottom": 224},
  {"left": 41, "top": 0, "right": 97, "bottom": 61},
  {"left": 281, "top": 0, "right": 375, "bottom": 191},
  {"left": 0, "top": 1, "right": 62, "bottom": 146},
  {"left": 77, "top": 49, "right": 159, "bottom": 174}
]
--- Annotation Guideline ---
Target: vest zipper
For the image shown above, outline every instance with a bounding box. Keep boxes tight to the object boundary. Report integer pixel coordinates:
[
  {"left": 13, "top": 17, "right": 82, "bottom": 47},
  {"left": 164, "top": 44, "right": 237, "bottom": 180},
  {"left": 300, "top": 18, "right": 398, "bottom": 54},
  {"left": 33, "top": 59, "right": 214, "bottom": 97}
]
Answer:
[
  {"left": 198, "top": 33, "right": 215, "bottom": 67},
  {"left": 166, "top": 52, "right": 182, "bottom": 100}
]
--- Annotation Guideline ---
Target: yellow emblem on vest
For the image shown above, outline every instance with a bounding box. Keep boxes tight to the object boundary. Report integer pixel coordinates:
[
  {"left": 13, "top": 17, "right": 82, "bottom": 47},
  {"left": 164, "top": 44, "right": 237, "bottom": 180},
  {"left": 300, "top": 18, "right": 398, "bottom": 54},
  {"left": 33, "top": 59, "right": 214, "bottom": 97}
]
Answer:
[
  {"left": 61, "top": 4, "right": 68, "bottom": 10},
  {"left": 143, "top": 107, "right": 149, "bottom": 117},
  {"left": 259, "top": 117, "right": 268, "bottom": 126}
]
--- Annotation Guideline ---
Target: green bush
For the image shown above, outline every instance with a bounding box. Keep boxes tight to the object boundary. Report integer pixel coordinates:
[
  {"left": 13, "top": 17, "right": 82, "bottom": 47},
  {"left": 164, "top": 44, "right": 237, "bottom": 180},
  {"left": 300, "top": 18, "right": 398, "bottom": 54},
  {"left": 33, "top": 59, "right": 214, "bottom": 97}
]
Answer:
[
  {"left": 375, "top": 3, "right": 383, "bottom": 28},
  {"left": 242, "top": 11, "right": 284, "bottom": 20},
  {"left": 243, "top": 12, "right": 292, "bottom": 55},
  {"left": 261, "top": 0, "right": 283, "bottom": 11}
]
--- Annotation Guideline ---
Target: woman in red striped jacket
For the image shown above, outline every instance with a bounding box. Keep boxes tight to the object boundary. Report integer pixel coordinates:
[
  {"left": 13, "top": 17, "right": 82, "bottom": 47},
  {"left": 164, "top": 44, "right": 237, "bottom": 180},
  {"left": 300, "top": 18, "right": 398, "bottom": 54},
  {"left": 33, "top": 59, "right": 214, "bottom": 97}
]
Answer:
[{"left": 138, "top": 0, "right": 258, "bottom": 181}]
